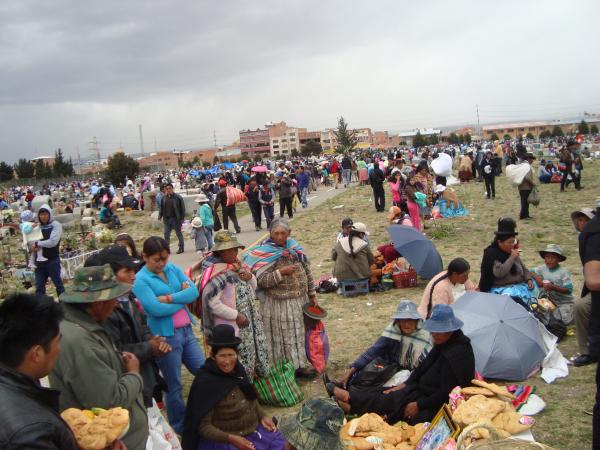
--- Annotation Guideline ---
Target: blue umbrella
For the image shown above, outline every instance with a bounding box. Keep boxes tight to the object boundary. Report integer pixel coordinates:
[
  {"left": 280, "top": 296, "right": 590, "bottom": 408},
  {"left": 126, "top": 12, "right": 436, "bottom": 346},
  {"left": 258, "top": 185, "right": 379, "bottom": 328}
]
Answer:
[
  {"left": 452, "top": 291, "right": 546, "bottom": 380},
  {"left": 386, "top": 225, "right": 443, "bottom": 279}
]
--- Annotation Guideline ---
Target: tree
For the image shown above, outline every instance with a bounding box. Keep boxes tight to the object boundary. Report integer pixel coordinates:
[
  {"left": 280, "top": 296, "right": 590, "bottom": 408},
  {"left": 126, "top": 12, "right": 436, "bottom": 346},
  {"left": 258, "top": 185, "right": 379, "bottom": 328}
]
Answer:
[
  {"left": 464, "top": 133, "right": 472, "bottom": 144},
  {"left": 213, "top": 156, "right": 220, "bottom": 164},
  {"left": 447, "top": 133, "right": 459, "bottom": 144},
  {"left": 333, "top": 116, "right": 358, "bottom": 151},
  {"left": 0, "top": 162, "right": 14, "bottom": 181},
  {"left": 591, "top": 124, "right": 599, "bottom": 134},
  {"left": 503, "top": 134, "right": 511, "bottom": 140},
  {"left": 428, "top": 134, "right": 439, "bottom": 145},
  {"left": 551, "top": 125, "right": 564, "bottom": 137},
  {"left": 525, "top": 132, "right": 535, "bottom": 140},
  {"left": 300, "top": 140, "right": 323, "bottom": 157},
  {"left": 34, "top": 159, "right": 52, "bottom": 179},
  {"left": 104, "top": 152, "right": 139, "bottom": 186},
  {"left": 539, "top": 130, "right": 552, "bottom": 139},
  {"left": 53, "top": 148, "right": 68, "bottom": 177},
  {"left": 458, "top": 134, "right": 464, "bottom": 144},
  {"left": 14, "top": 158, "right": 35, "bottom": 179},
  {"left": 578, "top": 120, "right": 590, "bottom": 135},
  {"left": 490, "top": 133, "right": 500, "bottom": 141},
  {"left": 413, "top": 131, "right": 427, "bottom": 148},
  {"left": 65, "top": 158, "right": 74, "bottom": 176},
  {"left": 290, "top": 149, "right": 299, "bottom": 157}
]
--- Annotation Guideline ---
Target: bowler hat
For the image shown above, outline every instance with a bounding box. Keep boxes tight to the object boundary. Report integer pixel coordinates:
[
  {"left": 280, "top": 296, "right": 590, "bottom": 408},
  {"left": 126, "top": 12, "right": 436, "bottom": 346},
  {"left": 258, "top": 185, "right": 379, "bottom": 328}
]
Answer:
[
  {"left": 423, "top": 304, "right": 464, "bottom": 333},
  {"left": 60, "top": 265, "right": 131, "bottom": 304},
  {"left": 539, "top": 244, "right": 566, "bottom": 262},
  {"left": 207, "top": 324, "right": 242, "bottom": 348},
  {"left": 278, "top": 397, "right": 345, "bottom": 450},
  {"left": 495, "top": 217, "right": 518, "bottom": 238},
  {"left": 390, "top": 300, "right": 421, "bottom": 320}
]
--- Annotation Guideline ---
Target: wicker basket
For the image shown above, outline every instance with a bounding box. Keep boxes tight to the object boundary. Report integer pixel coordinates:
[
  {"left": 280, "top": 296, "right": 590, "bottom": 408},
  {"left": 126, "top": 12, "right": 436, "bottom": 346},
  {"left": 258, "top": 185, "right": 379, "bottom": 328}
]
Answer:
[{"left": 457, "top": 423, "right": 555, "bottom": 450}]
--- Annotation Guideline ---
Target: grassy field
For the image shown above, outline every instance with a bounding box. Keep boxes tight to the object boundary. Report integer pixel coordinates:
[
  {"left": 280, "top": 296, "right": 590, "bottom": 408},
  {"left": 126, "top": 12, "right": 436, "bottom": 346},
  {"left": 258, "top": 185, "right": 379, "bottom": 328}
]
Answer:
[{"left": 251, "top": 161, "right": 598, "bottom": 449}]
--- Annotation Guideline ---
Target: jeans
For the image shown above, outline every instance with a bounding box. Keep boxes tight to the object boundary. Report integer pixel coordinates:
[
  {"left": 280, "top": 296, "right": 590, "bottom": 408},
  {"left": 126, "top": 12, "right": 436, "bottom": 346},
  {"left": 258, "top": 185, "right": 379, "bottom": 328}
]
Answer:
[
  {"left": 484, "top": 177, "right": 495, "bottom": 198},
  {"left": 203, "top": 226, "right": 213, "bottom": 250},
  {"left": 263, "top": 205, "right": 275, "bottom": 227},
  {"left": 519, "top": 189, "right": 531, "bottom": 219},
  {"left": 155, "top": 325, "right": 205, "bottom": 434},
  {"left": 35, "top": 257, "right": 65, "bottom": 295},
  {"left": 279, "top": 197, "right": 293, "bottom": 218},
  {"left": 342, "top": 169, "right": 352, "bottom": 186},
  {"left": 300, "top": 187, "right": 308, "bottom": 208},
  {"left": 163, "top": 217, "right": 184, "bottom": 251},
  {"left": 222, "top": 205, "right": 240, "bottom": 232},
  {"left": 249, "top": 202, "right": 262, "bottom": 228},
  {"left": 372, "top": 185, "right": 385, "bottom": 212}
]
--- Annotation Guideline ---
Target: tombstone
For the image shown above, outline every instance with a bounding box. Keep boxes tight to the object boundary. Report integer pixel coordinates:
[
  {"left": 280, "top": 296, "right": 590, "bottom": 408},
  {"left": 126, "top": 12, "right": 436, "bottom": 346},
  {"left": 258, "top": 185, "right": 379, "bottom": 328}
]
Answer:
[
  {"left": 80, "top": 217, "right": 95, "bottom": 230},
  {"left": 82, "top": 208, "right": 95, "bottom": 217},
  {"left": 143, "top": 190, "right": 158, "bottom": 212},
  {"left": 54, "top": 213, "right": 75, "bottom": 225},
  {"left": 181, "top": 195, "right": 198, "bottom": 218},
  {"left": 31, "top": 195, "right": 53, "bottom": 212},
  {"left": 72, "top": 207, "right": 82, "bottom": 216}
]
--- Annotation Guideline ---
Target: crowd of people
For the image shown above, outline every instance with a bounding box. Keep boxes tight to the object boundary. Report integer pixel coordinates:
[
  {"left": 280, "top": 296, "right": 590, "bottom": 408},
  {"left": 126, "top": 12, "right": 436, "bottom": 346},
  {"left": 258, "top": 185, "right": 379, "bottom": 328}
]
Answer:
[{"left": 1, "top": 133, "right": 599, "bottom": 449}]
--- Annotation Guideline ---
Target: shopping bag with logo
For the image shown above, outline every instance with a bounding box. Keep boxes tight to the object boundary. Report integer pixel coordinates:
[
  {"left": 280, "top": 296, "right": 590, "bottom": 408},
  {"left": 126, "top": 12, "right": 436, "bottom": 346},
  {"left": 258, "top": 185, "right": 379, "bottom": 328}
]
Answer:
[{"left": 253, "top": 360, "right": 304, "bottom": 407}]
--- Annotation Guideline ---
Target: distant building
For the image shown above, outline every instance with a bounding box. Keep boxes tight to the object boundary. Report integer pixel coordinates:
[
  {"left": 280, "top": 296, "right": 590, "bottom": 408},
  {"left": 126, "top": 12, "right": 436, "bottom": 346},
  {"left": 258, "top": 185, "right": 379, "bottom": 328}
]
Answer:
[
  {"left": 269, "top": 122, "right": 307, "bottom": 157},
  {"left": 298, "top": 131, "right": 321, "bottom": 148},
  {"left": 239, "top": 126, "right": 272, "bottom": 158},
  {"left": 137, "top": 148, "right": 216, "bottom": 170},
  {"left": 397, "top": 128, "right": 442, "bottom": 146},
  {"left": 482, "top": 116, "right": 600, "bottom": 139},
  {"left": 320, "top": 129, "right": 338, "bottom": 152}
]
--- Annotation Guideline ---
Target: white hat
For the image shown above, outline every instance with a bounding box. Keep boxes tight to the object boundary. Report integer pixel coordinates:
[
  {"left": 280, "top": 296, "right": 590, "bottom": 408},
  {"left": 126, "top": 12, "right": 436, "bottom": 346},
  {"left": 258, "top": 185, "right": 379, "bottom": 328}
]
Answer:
[
  {"left": 435, "top": 184, "right": 446, "bottom": 193},
  {"left": 191, "top": 217, "right": 203, "bottom": 228},
  {"left": 351, "top": 222, "right": 370, "bottom": 235}
]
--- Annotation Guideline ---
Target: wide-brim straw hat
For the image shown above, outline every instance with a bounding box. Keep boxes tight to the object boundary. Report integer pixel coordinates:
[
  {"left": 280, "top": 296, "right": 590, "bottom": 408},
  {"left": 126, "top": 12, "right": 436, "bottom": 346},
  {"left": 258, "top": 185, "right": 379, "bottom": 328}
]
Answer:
[{"left": 211, "top": 230, "right": 245, "bottom": 252}]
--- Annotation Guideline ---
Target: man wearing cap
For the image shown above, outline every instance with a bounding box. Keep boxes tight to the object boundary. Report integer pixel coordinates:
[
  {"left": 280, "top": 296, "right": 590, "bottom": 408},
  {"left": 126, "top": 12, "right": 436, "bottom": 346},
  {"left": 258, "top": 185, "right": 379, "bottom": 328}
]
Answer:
[
  {"left": 49, "top": 265, "right": 148, "bottom": 450},
  {"left": 517, "top": 152, "right": 536, "bottom": 220},
  {"left": 570, "top": 208, "right": 597, "bottom": 366},
  {"left": 159, "top": 183, "right": 186, "bottom": 254},
  {"left": 91, "top": 245, "right": 172, "bottom": 407},
  {"left": 215, "top": 178, "right": 242, "bottom": 233}
]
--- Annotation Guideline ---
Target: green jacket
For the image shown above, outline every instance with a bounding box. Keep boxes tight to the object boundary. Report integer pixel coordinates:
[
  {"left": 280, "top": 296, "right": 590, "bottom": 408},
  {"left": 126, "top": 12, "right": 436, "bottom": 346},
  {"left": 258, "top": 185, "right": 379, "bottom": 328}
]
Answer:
[{"left": 49, "top": 304, "right": 148, "bottom": 450}]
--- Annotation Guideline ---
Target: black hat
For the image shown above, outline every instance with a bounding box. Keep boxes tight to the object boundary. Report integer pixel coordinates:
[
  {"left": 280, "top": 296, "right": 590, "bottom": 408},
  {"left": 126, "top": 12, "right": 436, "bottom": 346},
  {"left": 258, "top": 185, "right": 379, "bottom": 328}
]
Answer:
[
  {"left": 97, "top": 244, "right": 140, "bottom": 270},
  {"left": 495, "top": 217, "right": 518, "bottom": 237},
  {"left": 207, "top": 324, "right": 242, "bottom": 348}
]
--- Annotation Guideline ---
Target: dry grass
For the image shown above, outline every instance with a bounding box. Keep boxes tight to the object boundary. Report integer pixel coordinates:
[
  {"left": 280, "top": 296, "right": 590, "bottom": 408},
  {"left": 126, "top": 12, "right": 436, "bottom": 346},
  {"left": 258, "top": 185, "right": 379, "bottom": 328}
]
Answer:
[{"left": 256, "top": 161, "right": 599, "bottom": 449}]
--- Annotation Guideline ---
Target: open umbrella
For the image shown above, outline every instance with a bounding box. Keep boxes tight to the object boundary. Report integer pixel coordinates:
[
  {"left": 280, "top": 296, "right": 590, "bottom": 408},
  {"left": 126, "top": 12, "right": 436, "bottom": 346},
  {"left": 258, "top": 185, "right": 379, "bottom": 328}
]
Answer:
[
  {"left": 251, "top": 165, "right": 267, "bottom": 173},
  {"left": 452, "top": 291, "right": 546, "bottom": 380},
  {"left": 386, "top": 225, "right": 443, "bottom": 279}
]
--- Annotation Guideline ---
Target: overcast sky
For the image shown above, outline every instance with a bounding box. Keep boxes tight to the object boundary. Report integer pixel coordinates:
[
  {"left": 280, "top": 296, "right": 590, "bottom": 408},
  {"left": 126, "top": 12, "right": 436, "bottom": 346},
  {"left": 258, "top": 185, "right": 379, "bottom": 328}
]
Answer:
[{"left": 0, "top": 0, "right": 599, "bottom": 162}]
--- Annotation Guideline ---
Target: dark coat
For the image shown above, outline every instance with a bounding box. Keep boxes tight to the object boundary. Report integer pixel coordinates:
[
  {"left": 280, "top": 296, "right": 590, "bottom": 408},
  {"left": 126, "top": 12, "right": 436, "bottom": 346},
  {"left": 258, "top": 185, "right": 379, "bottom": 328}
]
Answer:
[
  {"left": 0, "top": 366, "right": 78, "bottom": 450},
  {"left": 404, "top": 330, "right": 474, "bottom": 413},
  {"left": 159, "top": 192, "right": 186, "bottom": 222},
  {"left": 370, "top": 167, "right": 385, "bottom": 187},
  {"left": 103, "top": 296, "right": 161, "bottom": 407}
]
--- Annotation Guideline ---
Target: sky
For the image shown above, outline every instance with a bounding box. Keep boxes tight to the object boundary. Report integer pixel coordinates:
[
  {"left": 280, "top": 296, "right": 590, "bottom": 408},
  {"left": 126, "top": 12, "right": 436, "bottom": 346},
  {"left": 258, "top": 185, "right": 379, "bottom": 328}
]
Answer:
[{"left": 0, "top": 0, "right": 599, "bottom": 162}]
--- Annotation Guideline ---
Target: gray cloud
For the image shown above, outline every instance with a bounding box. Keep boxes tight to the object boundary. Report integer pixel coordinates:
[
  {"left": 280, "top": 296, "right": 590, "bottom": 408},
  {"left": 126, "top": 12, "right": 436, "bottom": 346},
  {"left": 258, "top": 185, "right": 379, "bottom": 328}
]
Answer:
[{"left": 0, "top": 0, "right": 599, "bottom": 162}]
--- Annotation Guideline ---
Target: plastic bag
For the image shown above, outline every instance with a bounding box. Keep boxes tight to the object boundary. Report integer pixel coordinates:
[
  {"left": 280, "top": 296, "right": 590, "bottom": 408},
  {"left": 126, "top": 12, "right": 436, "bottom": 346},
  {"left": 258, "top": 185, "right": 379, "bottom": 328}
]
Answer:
[
  {"left": 146, "top": 400, "right": 182, "bottom": 450},
  {"left": 506, "top": 163, "right": 530, "bottom": 186},
  {"left": 527, "top": 187, "right": 540, "bottom": 206},
  {"left": 305, "top": 321, "right": 329, "bottom": 373}
]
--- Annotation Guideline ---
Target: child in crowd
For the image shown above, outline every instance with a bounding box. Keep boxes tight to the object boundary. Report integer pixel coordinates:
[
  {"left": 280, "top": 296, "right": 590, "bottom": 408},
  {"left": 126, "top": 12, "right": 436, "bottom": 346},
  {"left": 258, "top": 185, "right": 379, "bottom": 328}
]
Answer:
[
  {"left": 531, "top": 244, "right": 575, "bottom": 337},
  {"left": 258, "top": 180, "right": 276, "bottom": 228},
  {"left": 189, "top": 216, "right": 208, "bottom": 256},
  {"left": 195, "top": 194, "right": 214, "bottom": 250}
]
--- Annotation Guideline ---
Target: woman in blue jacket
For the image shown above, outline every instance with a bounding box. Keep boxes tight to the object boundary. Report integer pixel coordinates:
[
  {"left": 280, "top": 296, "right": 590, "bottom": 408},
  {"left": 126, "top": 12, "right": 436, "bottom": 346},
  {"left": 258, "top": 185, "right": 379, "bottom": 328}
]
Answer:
[{"left": 133, "top": 236, "right": 204, "bottom": 434}]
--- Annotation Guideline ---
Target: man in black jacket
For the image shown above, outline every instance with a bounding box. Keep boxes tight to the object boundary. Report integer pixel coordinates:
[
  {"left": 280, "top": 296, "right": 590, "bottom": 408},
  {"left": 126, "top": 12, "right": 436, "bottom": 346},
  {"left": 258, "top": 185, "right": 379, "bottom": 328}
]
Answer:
[
  {"left": 86, "top": 245, "right": 171, "bottom": 407},
  {"left": 369, "top": 164, "right": 386, "bottom": 212},
  {"left": 159, "top": 183, "right": 186, "bottom": 254},
  {"left": 0, "top": 293, "right": 78, "bottom": 449}
]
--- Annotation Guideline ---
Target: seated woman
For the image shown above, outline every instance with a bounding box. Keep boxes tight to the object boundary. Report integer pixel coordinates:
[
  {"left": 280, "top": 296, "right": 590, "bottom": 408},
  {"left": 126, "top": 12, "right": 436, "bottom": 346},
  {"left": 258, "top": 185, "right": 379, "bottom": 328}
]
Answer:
[
  {"left": 332, "top": 222, "right": 374, "bottom": 284},
  {"left": 329, "top": 300, "right": 431, "bottom": 389},
  {"left": 418, "top": 258, "right": 476, "bottom": 319},
  {"left": 538, "top": 160, "right": 552, "bottom": 184},
  {"left": 433, "top": 185, "right": 468, "bottom": 218},
  {"left": 194, "top": 230, "right": 270, "bottom": 378},
  {"left": 326, "top": 305, "right": 474, "bottom": 425},
  {"left": 182, "top": 324, "right": 285, "bottom": 450},
  {"left": 99, "top": 200, "right": 121, "bottom": 229},
  {"left": 458, "top": 153, "right": 473, "bottom": 182},
  {"left": 388, "top": 206, "right": 413, "bottom": 227},
  {"left": 479, "top": 218, "right": 538, "bottom": 310}
]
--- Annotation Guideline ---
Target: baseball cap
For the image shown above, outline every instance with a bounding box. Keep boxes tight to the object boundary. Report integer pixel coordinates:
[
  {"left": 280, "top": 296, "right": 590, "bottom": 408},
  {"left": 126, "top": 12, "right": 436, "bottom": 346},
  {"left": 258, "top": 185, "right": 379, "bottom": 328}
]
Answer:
[{"left": 97, "top": 244, "right": 140, "bottom": 270}]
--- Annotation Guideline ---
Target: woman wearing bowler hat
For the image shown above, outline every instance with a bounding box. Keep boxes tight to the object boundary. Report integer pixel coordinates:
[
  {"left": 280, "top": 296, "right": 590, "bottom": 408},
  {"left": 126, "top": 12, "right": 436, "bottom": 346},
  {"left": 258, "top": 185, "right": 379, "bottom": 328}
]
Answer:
[
  {"left": 182, "top": 324, "right": 285, "bottom": 450},
  {"left": 326, "top": 304, "right": 474, "bottom": 425}
]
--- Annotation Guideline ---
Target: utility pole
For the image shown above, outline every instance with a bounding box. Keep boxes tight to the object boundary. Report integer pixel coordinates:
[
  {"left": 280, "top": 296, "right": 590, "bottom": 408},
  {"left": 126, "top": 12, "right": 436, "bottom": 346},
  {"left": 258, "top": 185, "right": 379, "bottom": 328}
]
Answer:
[
  {"left": 476, "top": 104, "right": 481, "bottom": 138},
  {"left": 139, "top": 124, "right": 145, "bottom": 156},
  {"left": 213, "top": 130, "right": 217, "bottom": 148},
  {"left": 76, "top": 145, "right": 81, "bottom": 175}
]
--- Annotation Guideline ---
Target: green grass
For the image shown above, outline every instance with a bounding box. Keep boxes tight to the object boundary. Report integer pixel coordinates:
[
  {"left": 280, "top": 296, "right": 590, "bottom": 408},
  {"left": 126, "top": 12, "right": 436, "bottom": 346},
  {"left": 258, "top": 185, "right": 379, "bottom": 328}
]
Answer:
[{"left": 256, "top": 160, "right": 600, "bottom": 449}]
